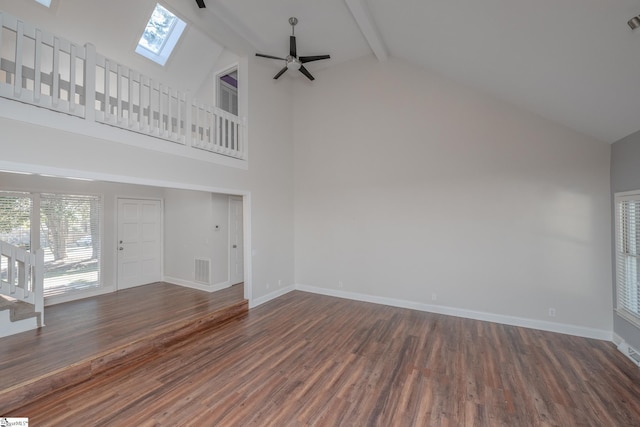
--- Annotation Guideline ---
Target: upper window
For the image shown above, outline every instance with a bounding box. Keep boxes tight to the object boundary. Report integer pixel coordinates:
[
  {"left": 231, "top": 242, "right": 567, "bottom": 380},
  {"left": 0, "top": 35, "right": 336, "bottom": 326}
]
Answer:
[
  {"left": 135, "top": 4, "right": 186, "bottom": 66},
  {"left": 615, "top": 192, "right": 640, "bottom": 328},
  {"left": 35, "top": 0, "right": 52, "bottom": 7},
  {"left": 217, "top": 69, "right": 238, "bottom": 116}
]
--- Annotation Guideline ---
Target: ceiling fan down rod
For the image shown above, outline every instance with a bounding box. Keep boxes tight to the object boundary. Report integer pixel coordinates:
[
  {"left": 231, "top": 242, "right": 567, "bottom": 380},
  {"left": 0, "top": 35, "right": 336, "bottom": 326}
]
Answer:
[{"left": 289, "top": 17, "right": 298, "bottom": 36}]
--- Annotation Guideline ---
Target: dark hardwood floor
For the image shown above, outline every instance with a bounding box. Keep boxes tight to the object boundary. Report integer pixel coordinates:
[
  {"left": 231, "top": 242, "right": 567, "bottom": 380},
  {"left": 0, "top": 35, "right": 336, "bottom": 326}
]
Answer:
[
  {"left": 5, "top": 290, "right": 640, "bottom": 426},
  {"left": 0, "top": 282, "right": 246, "bottom": 414}
]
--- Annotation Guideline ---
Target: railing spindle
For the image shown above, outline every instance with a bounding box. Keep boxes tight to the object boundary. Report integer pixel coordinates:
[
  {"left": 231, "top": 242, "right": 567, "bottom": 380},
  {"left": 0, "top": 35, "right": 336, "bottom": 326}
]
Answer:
[
  {"left": 8, "top": 246, "right": 16, "bottom": 295},
  {"left": 35, "top": 249, "right": 44, "bottom": 325},
  {"left": 168, "top": 87, "right": 173, "bottom": 138},
  {"left": 14, "top": 21, "right": 24, "bottom": 98},
  {"left": 84, "top": 43, "right": 96, "bottom": 122},
  {"left": 209, "top": 109, "right": 216, "bottom": 149},
  {"left": 104, "top": 59, "right": 110, "bottom": 120},
  {"left": 69, "top": 43, "right": 77, "bottom": 112},
  {"left": 34, "top": 29, "right": 42, "bottom": 103},
  {"left": 139, "top": 73, "right": 145, "bottom": 131},
  {"left": 177, "top": 91, "right": 183, "bottom": 143},
  {"left": 52, "top": 37, "right": 60, "bottom": 108},
  {"left": 116, "top": 63, "right": 122, "bottom": 124},
  {"left": 128, "top": 68, "right": 134, "bottom": 128},
  {"left": 158, "top": 83, "right": 164, "bottom": 136}
]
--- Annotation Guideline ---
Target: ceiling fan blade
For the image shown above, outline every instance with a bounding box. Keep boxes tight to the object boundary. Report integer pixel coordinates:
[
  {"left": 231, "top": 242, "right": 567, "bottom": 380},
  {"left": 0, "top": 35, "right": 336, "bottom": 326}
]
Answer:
[
  {"left": 273, "top": 67, "right": 288, "bottom": 80},
  {"left": 195, "top": 0, "right": 206, "bottom": 8},
  {"left": 256, "top": 53, "right": 286, "bottom": 61},
  {"left": 299, "top": 65, "right": 314, "bottom": 81},
  {"left": 290, "top": 36, "right": 297, "bottom": 58},
  {"left": 299, "top": 55, "right": 330, "bottom": 64}
]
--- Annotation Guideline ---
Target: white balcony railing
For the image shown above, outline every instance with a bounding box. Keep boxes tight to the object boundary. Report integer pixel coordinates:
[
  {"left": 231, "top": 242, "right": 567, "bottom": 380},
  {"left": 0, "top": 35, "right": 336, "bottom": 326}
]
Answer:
[{"left": 0, "top": 11, "right": 246, "bottom": 160}]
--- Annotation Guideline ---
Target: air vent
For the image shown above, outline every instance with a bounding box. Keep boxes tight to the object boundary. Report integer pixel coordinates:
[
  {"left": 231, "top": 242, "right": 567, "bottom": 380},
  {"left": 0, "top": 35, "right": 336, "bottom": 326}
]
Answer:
[
  {"left": 617, "top": 341, "right": 640, "bottom": 367},
  {"left": 194, "top": 258, "right": 210, "bottom": 284}
]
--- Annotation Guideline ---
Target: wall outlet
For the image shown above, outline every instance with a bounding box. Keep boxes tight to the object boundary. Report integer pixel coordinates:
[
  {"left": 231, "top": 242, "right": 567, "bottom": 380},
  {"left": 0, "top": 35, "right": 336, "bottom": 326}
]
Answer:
[
  {"left": 266, "top": 283, "right": 270, "bottom": 290},
  {"left": 548, "top": 308, "right": 556, "bottom": 317},
  {"left": 432, "top": 293, "right": 437, "bottom": 301},
  {"left": 278, "top": 280, "right": 282, "bottom": 287},
  {"left": 338, "top": 280, "right": 344, "bottom": 288}
]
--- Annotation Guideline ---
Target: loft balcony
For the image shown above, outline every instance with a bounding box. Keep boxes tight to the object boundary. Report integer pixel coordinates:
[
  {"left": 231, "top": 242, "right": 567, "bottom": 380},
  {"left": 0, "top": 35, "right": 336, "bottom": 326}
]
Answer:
[{"left": 0, "top": 11, "right": 247, "bottom": 166}]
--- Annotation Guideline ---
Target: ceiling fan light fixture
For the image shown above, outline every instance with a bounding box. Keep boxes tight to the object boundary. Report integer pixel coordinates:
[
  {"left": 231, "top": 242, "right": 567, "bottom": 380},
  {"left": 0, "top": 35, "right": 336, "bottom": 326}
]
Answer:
[
  {"left": 287, "top": 57, "right": 302, "bottom": 70},
  {"left": 628, "top": 16, "right": 640, "bottom": 30}
]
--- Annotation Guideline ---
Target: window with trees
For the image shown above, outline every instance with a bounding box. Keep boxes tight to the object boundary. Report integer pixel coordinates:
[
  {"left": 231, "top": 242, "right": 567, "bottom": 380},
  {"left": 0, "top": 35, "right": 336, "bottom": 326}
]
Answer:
[
  {"left": 0, "top": 191, "right": 102, "bottom": 300},
  {"left": 40, "top": 193, "right": 101, "bottom": 297}
]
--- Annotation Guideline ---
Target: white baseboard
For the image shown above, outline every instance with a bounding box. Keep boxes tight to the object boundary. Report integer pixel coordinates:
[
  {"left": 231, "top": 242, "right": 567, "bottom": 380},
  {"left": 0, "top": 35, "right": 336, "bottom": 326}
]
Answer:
[
  {"left": 249, "top": 285, "right": 295, "bottom": 309},
  {"left": 164, "top": 276, "right": 231, "bottom": 293},
  {"left": 295, "top": 284, "right": 613, "bottom": 341}
]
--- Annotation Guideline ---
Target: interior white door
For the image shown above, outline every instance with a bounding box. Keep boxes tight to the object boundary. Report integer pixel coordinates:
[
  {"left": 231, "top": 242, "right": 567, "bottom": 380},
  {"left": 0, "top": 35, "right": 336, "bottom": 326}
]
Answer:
[
  {"left": 229, "top": 197, "right": 244, "bottom": 285},
  {"left": 117, "top": 198, "right": 162, "bottom": 289}
]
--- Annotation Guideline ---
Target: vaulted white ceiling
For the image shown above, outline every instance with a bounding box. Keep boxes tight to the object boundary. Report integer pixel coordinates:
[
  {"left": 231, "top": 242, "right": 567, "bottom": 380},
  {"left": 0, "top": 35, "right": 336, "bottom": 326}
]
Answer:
[{"left": 2, "top": 0, "right": 640, "bottom": 143}]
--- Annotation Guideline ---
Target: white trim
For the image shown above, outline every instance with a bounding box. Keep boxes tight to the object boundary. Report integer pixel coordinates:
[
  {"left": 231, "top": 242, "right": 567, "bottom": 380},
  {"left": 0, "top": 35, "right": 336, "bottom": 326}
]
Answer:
[
  {"left": 45, "top": 284, "right": 113, "bottom": 306},
  {"left": 295, "top": 284, "right": 613, "bottom": 341},
  {"left": 164, "top": 276, "right": 231, "bottom": 293},
  {"left": 214, "top": 63, "right": 239, "bottom": 113},
  {"left": 0, "top": 160, "right": 248, "bottom": 195},
  {"left": 227, "top": 195, "right": 243, "bottom": 286},
  {"left": 615, "top": 189, "right": 640, "bottom": 198},
  {"left": 249, "top": 284, "right": 295, "bottom": 309},
  {"left": 242, "top": 194, "right": 252, "bottom": 302}
]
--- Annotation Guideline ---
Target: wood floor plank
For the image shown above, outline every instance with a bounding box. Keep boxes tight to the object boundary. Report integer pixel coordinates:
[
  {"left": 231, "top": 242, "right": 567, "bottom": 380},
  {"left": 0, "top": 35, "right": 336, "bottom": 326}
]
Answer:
[
  {"left": 0, "top": 282, "right": 246, "bottom": 414},
  {"left": 5, "top": 290, "right": 640, "bottom": 425}
]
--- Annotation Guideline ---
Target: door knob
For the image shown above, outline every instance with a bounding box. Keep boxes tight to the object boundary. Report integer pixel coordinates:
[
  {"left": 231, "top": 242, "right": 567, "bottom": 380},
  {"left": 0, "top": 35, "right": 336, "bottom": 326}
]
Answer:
[
  {"left": 119, "top": 247, "right": 124, "bottom": 251},
  {"left": 232, "top": 245, "right": 237, "bottom": 248}
]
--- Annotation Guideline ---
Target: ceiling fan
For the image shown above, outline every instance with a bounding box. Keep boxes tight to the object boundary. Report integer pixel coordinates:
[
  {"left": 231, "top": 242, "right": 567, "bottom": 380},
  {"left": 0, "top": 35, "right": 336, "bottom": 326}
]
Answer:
[{"left": 256, "top": 17, "right": 330, "bottom": 81}]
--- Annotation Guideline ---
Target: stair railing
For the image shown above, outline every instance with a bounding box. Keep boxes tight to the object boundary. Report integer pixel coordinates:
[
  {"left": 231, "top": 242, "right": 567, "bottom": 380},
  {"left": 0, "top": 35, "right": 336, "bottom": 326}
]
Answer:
[{"left": 0, "top": 240, "right": 45, "bottom": 325}]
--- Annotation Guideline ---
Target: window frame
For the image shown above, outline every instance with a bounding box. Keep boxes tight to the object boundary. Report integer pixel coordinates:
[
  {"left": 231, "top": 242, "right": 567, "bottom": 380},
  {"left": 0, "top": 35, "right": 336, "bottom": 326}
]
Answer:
[
  {"left": 216, "top": 66, "right": 239, "bottom": 116},
  {"left": 135, "top": 3, "right": 187, "bottom": 67},
  {"left": 615, "top": 190, "right": 640, "bottom": 328},
  {"left": 40, "top": 191, "right": 104, "bottom": 304}
]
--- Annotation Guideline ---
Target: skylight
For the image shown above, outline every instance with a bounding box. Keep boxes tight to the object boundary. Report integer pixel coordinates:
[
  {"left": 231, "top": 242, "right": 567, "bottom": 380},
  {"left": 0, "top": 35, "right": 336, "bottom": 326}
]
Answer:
[
  {"left": 35, "top": 0, "right": 52, "bottom": 7},
  {"left": 135, "top": 4, "right": 186, "bottom": 66}
]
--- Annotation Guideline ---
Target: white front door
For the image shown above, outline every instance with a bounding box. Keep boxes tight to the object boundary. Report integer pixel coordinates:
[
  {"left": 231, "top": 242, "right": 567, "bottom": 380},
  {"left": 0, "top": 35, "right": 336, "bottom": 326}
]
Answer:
[
  {"left": 229, "top": 197, "right": 244, "bottom": 285},
  {"left": 117, "top": 198, "right": 162, "bottom": 289}
]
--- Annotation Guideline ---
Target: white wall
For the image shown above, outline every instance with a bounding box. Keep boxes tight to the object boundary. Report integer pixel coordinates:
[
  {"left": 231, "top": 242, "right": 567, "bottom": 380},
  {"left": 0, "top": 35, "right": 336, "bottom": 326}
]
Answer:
[
  {"left": 0, "top": 55, "right": 295, "bottom": 304},
  {"left": 292, "top": 56, "right": 613, "bottom": 335},
  {"left": 164, "top": 190, "right": 231, "bottom": 289}
]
